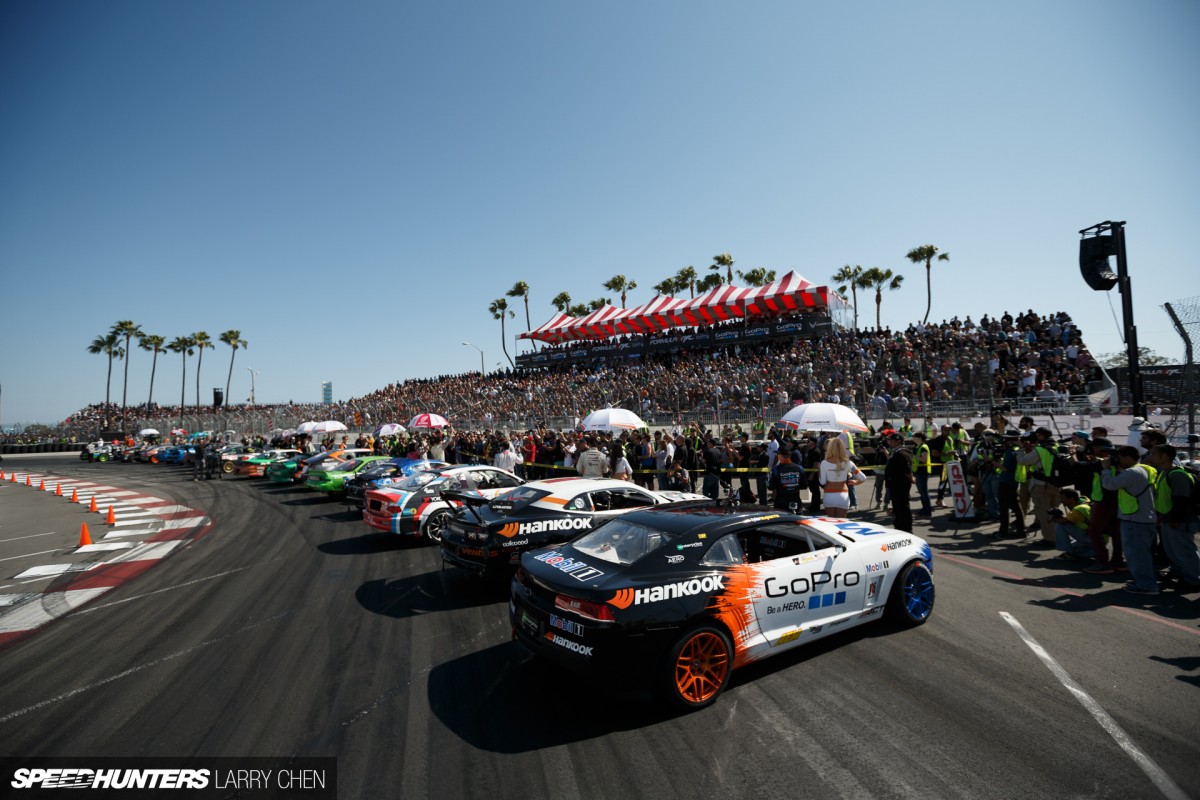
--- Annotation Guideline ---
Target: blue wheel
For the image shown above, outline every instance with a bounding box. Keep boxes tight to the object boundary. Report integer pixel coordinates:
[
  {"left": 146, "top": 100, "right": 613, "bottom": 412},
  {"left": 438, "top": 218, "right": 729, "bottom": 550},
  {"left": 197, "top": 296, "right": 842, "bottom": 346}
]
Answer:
[{"left": 886, "top": 560, "right": 934, "bottom": 626}]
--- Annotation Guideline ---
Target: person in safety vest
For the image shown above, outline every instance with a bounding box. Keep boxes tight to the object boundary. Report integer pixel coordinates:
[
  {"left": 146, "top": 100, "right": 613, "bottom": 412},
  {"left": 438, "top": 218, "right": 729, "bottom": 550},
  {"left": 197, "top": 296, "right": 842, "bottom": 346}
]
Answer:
[
  {"left": 1101, "top": 445, "right": 1160, "bottom": 596},
  {"left": 1017, "top": 427, "right": 1061, "bottom": 546},
  {"left": 1076, "top": 438, "right": 1124, "bottom": 574},
  {"left": 1049, "top": 487, "right": 1092, "bottom": 559},
  {"left": 991, "top": 431, "right": 1027, "bottom": 539},
  {"left": 1146, "top": 444, "right": 1200, "bottom": 589},
  {"left": 912, "top": 432, "right": 934, "bottom": 516}
]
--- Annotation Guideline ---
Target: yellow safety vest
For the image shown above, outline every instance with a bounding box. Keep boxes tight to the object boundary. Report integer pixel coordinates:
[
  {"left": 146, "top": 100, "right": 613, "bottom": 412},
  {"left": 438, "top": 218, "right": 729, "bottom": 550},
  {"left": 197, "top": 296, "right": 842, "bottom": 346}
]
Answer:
[
  {"left": 1067, "top": 501, "right": 1092, "bottom": 531},
  {"left": 1117, "top": 464, "right": 1157, "bottom": 515},
  {"left": 915, "top": 444, "right": 933, "bottom": 473}
]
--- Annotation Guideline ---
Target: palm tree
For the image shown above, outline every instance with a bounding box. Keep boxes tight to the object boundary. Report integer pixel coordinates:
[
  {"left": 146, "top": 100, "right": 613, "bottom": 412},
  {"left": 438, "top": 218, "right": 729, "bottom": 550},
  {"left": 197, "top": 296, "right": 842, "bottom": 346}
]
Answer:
[
  {"left": 567, "top": 303, "right": 590, "bottom": 316},
  {"left": 167, "top": 336, "right": 195, "bottom": 418},
  {"left": 138, "top": 333, "right": 166, "bottom": 410},
  {"left": 905, "top": 244, "right": 950, "bottom": 324},
  {"left": 191, "top": 331, "right": 212, "bottom": 407},
  {"left": 220, "top": 329, "right": 248, "bottom": 406},
  {"left": 652, "top": 277, "right": 679, "bottom": 296},
  {"left": 710, "top": 252, "right": 735, "bottom": 283},
  {"left": 587, "top": 298, "right": 607, "bottom": 311},
  {"left": 675, "top": 266, "right": 698, "bottom": 298},
  {"left": 737, "top": 268, "right": 777, "bottom": 287},
  {"left": 506, "top": 281, "right": 533, "bottom": 348},
  {"left": 831, "top": 264, "right": 865, "bottom": 330},
  {"left": 110, "top": 320, "right": 141, "bottom": 433},
  {"left": 87, "top": 331, "right": 124, "bottom": 430},
  {"left": 696, "top": 273, "right": 722, "bottom": 293},
  {"left": 602, "top": 275, "right": 638, "bottom": 308},
  {"left": 860, "top": 267, "right": 904, "bottom": 330},
  {"left": 489, "top": 298, "right": 515, "bottom": 367},
  {"left": 551, "top": 291, "right": 573, "bottom": 314}
]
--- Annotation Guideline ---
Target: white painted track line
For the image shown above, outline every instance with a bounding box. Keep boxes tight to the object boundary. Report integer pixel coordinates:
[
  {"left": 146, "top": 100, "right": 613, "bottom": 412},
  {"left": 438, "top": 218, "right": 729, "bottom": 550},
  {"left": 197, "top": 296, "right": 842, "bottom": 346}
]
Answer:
[{"left": 1000, "top": 612, "right": 1189, "bottom": 800}]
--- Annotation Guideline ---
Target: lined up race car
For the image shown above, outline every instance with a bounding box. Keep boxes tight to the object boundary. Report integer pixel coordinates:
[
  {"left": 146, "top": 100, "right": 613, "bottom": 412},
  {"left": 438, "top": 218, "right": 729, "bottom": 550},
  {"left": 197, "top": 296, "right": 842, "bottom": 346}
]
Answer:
[
  {"left": 362, "top": 464, "right": 522, "bottom": 540},
  {"left": 440, "top": 478, "right": 704, "bottom": 577},
  {"left": 509, "top": 505, "right": 934, "bottom": 711},
  {"left": 345, "top": 458, "right": 451, "bottom": 510}
]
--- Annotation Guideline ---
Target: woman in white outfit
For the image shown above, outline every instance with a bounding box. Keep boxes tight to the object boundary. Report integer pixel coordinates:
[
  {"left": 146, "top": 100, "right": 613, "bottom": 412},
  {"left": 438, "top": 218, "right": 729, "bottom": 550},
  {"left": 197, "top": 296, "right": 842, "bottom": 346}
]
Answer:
[{"left": 819, "top": 436, "right": 865, "bottom": 518}]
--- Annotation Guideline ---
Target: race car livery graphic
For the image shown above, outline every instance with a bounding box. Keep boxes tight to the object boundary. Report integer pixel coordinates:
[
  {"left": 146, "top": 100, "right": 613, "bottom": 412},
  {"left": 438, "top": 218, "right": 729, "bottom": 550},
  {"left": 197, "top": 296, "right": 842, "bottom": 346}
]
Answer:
[{"left": 510, "top": 508, "right": 934, "bottom": 711}]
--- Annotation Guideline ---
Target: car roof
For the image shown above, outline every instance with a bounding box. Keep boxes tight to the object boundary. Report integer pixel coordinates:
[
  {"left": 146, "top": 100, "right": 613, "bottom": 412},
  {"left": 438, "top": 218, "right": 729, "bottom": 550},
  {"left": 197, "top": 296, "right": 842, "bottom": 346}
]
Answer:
[{"left": 608, "top": 503, "right": 807, "bottom": 537}]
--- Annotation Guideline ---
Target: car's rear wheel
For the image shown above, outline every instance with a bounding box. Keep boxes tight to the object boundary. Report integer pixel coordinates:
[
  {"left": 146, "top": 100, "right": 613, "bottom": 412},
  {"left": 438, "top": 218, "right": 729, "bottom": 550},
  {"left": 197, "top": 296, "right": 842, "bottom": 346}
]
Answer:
[
  {"left": 885, "top": 560, "right": 934, "bottom": 626},
  {"left": 97, "top": 454, "right": 109, "bottom": 463},
  {"left": 423, "top": 509, "right": 450, "bottom": 542},
  {"left": 659, "top": 624, "right": 733, "bottom": 711}
]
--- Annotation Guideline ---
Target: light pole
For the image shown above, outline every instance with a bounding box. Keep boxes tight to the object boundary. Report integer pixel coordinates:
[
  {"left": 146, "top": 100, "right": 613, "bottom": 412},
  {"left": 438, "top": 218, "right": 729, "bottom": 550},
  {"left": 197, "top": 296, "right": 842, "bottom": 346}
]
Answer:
[
  {"left": 246, "top": 368, "right": 259, "bottom": 406},
  {"left": 461, "top": 342, "right": 484, "bottom": 375}
]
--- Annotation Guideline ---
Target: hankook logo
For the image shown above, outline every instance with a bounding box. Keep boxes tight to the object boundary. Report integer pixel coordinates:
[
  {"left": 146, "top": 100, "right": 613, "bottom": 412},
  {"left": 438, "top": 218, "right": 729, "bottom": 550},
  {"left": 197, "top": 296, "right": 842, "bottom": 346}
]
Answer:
[
  {"left": 609, "top": 575, "right": 725, "bottom": 609},
  {"left": 498, "top": 518, "right": 592, "bottom": 538}
]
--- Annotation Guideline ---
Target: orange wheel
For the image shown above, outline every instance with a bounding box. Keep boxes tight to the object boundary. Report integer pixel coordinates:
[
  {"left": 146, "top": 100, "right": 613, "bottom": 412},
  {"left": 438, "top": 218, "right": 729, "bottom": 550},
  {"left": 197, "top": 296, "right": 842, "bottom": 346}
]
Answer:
[{"left": 661, "top": 625, "right": 733, "bottom": 711}]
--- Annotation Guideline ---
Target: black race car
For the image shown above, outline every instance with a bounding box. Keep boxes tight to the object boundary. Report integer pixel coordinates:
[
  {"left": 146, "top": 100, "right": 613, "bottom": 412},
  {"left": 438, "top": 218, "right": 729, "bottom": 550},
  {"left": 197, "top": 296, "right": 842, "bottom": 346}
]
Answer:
[
  {"left": 440, "top": 477, "right": 704, "bottom": 577},
  {"left": 510, "top": 504, "right": 934, "bottom": 710}
]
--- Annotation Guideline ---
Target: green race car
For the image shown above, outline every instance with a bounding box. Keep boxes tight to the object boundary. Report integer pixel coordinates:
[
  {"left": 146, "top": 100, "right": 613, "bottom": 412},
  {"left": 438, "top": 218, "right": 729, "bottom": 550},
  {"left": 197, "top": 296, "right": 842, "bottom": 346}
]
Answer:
[{"left": 305, "top": 456, "right": 390, "bottom": 495}]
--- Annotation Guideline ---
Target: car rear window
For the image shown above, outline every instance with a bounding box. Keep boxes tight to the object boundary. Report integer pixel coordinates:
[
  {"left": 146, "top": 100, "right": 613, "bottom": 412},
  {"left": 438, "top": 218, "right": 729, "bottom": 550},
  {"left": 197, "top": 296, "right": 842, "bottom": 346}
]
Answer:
[{"left": 573, "top": 519, "right": 675, "bottom": 565}]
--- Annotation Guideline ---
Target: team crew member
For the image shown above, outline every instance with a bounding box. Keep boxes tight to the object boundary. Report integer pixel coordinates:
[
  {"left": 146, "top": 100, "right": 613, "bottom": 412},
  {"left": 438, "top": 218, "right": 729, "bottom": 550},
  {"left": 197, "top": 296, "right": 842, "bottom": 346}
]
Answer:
[
  {"left": 768, "top": 447, "right": 805, "bottom": 512},
  {"left": 883, "top": 432, "right": 914, "bottom": 533},
  {"left": 1146, "top": 444, "right": 1200, "bottom": 589},
  {"left": 1101, "top": 445, "right": 1160, "bottom": 596},
  {"left": 575, "top": 437, "right": 609, "bottom": 478},
  {"left": 818, "top": 437, "right": 865, "bottom": 518}
]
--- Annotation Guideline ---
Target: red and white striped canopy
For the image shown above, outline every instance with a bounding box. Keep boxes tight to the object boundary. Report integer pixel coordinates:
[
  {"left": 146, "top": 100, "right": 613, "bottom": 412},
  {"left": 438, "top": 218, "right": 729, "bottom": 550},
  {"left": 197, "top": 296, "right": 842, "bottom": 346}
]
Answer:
[
  {"left": 743, "top": 270, "right": 824, "bottom": 315},
  {"left": 521, "top": 311, "right": 574, "bottom": 344},
  {"left": 560, "top": 304, "right": 624, "bottom": 340},
  {"left": 519, "top": 271, "right": 834, "bottom": 343}
]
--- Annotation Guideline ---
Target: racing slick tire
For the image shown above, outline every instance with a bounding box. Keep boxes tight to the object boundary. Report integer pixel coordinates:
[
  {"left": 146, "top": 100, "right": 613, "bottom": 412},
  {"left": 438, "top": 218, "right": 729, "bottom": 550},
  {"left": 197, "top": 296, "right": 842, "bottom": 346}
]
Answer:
[
  {"left": 423, "top": 510, "right": 451, "bottom": 543},
  {"left": 658, "top": 624, "right": 734, "bottom": 712},
  {"left": 885, "top": 560, "right": 935, "bottom": 627},
  {"left": 222, "top": 460, "right": 235, "bottom": 474}
]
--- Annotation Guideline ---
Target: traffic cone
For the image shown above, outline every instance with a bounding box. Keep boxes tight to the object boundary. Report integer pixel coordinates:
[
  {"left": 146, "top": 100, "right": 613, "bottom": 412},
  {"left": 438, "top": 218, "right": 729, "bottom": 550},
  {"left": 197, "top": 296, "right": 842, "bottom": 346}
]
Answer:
[
  {"left": 38, "top": 479, "right": 46, "bottom": 491},
  {"left": 106, "top": 506, "right": 116, "bottom": 525},
  {"left": 0, "top": 469, "right": 4, "bottom": 480},
  {"left": 26, "top": 475, "right": 32, "bottom": 486},
  {"left": 70, "top": 488, "right": 79, "bottom": 503},
  {"left": 55, "top": 484, "right": 63, "bottom": 497},
  {"left": 9, "top": 473, "right": 15, "bottom": 482},
  {"left": 89, "top": 496, "right": 97, "bottom": 512},
  {"left": 78, "top": 523, "right": 93, "bottom": 547}
]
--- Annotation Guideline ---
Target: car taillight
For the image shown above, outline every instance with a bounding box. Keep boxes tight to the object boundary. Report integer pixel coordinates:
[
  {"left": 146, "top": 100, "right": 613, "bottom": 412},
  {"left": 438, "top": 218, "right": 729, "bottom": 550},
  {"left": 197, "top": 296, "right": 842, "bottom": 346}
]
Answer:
[{"left": 555, "top": 594, "right": 614, "bottom": 622}]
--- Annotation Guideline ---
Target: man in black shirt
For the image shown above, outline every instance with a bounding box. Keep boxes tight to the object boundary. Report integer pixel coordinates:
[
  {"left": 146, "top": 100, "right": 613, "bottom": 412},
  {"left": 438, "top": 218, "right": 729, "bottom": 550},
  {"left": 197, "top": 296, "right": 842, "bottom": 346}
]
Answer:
[
  {"left": 883, "top": 432, "right": 914, "bottom": 533},
  {"left": 768, "top": 448, "right": 805, "bottom": 512},
  {"left": 703, "top": 437, "right": 726, "bottom": 499}
]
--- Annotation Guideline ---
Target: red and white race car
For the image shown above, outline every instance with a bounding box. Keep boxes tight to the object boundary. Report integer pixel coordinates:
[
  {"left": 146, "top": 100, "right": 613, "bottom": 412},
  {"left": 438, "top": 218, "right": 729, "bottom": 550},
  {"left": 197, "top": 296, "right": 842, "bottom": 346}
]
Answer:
[{"left": 363, "top": 464, "right": 524, "bottom": 541}]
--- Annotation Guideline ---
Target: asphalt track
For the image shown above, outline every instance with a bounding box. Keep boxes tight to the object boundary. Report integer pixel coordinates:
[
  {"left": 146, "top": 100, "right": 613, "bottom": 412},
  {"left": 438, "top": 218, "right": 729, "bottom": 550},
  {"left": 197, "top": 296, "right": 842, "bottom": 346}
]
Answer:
[{"left": 0, "top": 453, "right": 1197, "bottom": 800}]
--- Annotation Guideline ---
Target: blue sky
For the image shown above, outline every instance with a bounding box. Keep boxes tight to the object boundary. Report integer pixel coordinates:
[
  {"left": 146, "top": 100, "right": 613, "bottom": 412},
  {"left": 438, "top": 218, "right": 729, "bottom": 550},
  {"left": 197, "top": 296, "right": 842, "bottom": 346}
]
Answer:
[{"left": 2, "top": 0, "right": 1197, "bottom": 427}]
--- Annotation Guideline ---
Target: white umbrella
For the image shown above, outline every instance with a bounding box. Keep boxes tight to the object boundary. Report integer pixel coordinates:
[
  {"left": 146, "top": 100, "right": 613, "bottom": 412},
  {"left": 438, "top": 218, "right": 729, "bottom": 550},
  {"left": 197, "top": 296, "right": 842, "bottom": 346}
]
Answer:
[
  {"left": 312, "top": 420, "right": 348, "bottom": 433},
  {"left": 408, "top": 413, "right": 450, "bottom": 429},
  {"left": 579, "top": 408, "right": 648, "bottom": 433},
  {"left": 376, "top": 422, "right": 406, "bottom": 436},
  {"left": 296, "top": 421, "right": 319, "bottom": 434},
  {"left": 779, "top": 402, "right": 869, "bottom": 433},
  {"left": 170, "top": 428, "right": 187, "bottom": 436},
  {"left": 139, "top": 428, "right": 160, "bottom": 436}
]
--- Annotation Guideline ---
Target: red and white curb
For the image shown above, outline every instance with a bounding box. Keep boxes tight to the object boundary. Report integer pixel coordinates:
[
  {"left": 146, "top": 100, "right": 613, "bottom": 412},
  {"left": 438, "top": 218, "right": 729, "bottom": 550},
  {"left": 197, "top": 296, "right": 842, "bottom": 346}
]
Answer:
[{"left": 0, "top": 472, "right": 212, "bottom": 648}]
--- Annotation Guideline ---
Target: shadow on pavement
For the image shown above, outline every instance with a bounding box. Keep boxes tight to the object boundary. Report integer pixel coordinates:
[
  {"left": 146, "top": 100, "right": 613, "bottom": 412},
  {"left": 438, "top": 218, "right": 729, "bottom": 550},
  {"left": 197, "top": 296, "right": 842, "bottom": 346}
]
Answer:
[{"left": 356, "top": 568, "right": 506, "bottom": 620}]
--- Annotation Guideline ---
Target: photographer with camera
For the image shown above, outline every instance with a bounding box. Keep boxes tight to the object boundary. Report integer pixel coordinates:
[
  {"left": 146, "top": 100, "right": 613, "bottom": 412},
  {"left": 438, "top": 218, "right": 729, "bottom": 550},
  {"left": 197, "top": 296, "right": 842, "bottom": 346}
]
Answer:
[
  {"left": 1049, "top": 487, "right": 1092, "bottom": 559},
  {"left": 1101, "top": 445, "right": 1160, "bottom": 596}
]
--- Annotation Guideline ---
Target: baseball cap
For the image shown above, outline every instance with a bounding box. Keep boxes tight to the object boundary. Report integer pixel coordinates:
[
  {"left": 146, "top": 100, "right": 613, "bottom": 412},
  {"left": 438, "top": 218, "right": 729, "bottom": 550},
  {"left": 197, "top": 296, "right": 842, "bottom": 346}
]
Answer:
[{"left": 1072, "top": 430, "right": 1090, "bottom": 440}]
